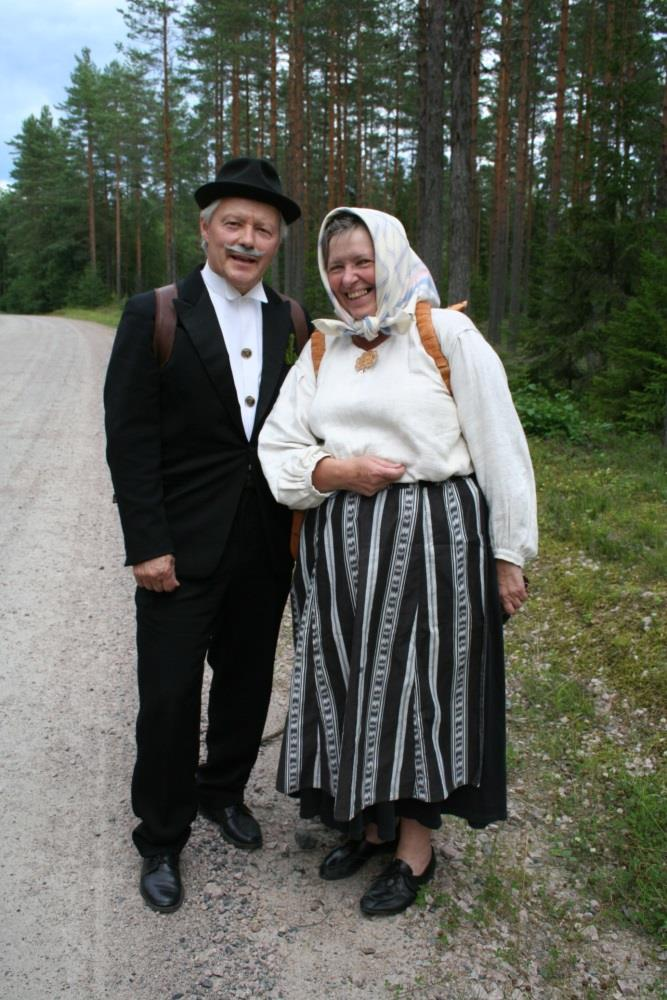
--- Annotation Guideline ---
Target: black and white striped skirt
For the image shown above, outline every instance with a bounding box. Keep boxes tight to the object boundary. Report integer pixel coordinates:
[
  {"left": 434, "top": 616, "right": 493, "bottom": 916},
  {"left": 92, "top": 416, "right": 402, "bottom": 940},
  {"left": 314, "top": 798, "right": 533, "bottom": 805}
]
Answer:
[{"left": 278, "top": 476, "right": 507, "bottom": 836}]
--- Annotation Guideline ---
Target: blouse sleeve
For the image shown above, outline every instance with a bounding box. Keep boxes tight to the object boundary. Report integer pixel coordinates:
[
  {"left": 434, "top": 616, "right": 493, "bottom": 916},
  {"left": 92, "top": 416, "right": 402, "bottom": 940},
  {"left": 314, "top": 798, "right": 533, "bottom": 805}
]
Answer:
[
  {"left": 258, "top": 340, "right": 334, "bottom": 510},
  {"left": 434, "top": 312, "right": 538, "bottom": 567}
]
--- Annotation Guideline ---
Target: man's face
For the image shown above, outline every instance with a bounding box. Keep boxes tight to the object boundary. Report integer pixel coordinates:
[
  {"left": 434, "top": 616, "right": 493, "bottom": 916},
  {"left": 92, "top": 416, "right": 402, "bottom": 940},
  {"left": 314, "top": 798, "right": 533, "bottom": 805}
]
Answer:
[{"left": 201, "top": 197, "right": 281, "bottom": 294}]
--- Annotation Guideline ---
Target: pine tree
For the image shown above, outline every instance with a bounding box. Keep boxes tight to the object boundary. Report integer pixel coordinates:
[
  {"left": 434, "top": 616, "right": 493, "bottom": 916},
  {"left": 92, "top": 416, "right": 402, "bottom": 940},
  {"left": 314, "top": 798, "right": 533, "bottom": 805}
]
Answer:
[
  {"left": 121, "top": 0, "right": 181, "bottom": 282},
  {"left": 59, "top": 48, "right": 102, "bottom": 272},
  {"left": 415, "top": 0, "right": 446, "bottom": 286},
  {"left": 448, "top": 0, "right": 474, "bottom": 303},
  {"left": 4, "top": 109, "right": 87, "bottom": 312},
  {"left": 487, "top": 0, "right": 513, "bottom": 344}
]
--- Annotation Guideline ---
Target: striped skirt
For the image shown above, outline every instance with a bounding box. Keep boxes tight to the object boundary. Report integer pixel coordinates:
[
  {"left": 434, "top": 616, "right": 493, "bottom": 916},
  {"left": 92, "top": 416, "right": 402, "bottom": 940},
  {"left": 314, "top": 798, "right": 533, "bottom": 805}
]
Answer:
[{"left": 277, "top": 476, "right": 507, "bottom": 835}]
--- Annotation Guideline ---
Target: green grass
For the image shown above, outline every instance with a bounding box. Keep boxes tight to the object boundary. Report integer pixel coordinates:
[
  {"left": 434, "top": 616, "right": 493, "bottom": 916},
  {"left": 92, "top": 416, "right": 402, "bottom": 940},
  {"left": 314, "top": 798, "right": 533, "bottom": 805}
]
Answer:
[
  {"left": 508, "top": 433, "right": 667, "bottom": 944},
  {"left": 533, "top": 435, "right": 667, "bottom": 579},
  {"left": 53, "top": 302, "right": 123, "bottom": 328},
  {"left": 419, "top": 433, "right": 666, "bottom": 998}
]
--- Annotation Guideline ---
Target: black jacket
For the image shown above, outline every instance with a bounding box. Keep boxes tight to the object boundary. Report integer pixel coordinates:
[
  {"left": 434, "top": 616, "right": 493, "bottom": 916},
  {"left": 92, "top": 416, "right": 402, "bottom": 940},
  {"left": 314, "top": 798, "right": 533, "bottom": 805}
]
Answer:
[{"left": 104, "top": 266, "right": 304, "bottom": 578}]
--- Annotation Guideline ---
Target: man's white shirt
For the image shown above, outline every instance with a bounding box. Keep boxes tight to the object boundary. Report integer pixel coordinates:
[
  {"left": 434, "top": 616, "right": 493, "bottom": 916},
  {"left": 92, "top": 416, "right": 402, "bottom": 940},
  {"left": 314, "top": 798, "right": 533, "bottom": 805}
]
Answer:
[{"left": 202, "top": 262, "right": 266, "bottom": 439}]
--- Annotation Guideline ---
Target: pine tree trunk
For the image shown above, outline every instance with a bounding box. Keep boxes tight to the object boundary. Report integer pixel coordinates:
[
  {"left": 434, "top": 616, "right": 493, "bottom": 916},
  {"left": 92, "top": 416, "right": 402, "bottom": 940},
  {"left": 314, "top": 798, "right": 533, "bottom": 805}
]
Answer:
[
  {"left": 416, "top": 0, "right": 446, "bottom": 286},
  {"left": 470, "top": 0, "right": 482, "bottom": 273},
  {"left": 161, "top": 6, "right": 175, "bottom": 283},
  {"left": 134, "top": 182, "right": 143, "bottom": 293},
  {"left": 257, "top": 63, "right": 265, "bottom": 158},
  {"left": 304, "top": 55, "right": 313, "bottom": 229},
  {"left": 333, "top": 62, "right": 342, "bottom": 206},
  {"left": 448, "top": 0, "right": 474, "bottom": 304},
  {"left": 392, "top": 49, "right": 402, "bottom": 209},
  {"left": 214, "top": 55, "right": 224, "bottom": 170},
  {"left": 114, "top": 152, "right": 122, "bottom": 298},
  {"left": 285, "top": 0, "right": 305, "bottom": 299},
  {"left": 326, "top": 11, "right": 338, "bottom": 212},
  {"left": 269, "top": 2, "right": 278, "bottom": 161},
  {"left": 231, "top": 43, "right": 241, "bottom": 156},
  {"left": 523, "top": 103, "right": 537, "bottom": 310},
  {"left": 571, "top": 4, "right": 595, "bottom": 208},
  {"left": 244, "top": 63, "right": 251, "bottom": 155},
  {"left": 598, "top": 0, "right": 616, "bottom": 171},
  {"left": 488, "top": 0, "right": 513, "bottom": 345},
  {"left": 659, "top": 78, "right": 667, "bottom": 212},
  {"left": 86, "top": 128, "right": 97, "bottom": 271},
  {"left": 508, "top": 0, "right": 532, "bottom": 342},
  {"left": 548, "top": 0, "right": 569, "bottom": 237},
  {"left": 355, "top": 11, "right": 364, "bottom": 202},
  {"left": 340, "top": 62, "right": 350, "bottom": 207}
]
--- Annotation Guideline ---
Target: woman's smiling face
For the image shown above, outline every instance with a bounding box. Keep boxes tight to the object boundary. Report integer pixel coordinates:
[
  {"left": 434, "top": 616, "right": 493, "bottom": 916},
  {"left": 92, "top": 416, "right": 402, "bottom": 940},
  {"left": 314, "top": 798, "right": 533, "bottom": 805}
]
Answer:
[{"left": 326, "top": 226, "right": 377, "bottom": 320}]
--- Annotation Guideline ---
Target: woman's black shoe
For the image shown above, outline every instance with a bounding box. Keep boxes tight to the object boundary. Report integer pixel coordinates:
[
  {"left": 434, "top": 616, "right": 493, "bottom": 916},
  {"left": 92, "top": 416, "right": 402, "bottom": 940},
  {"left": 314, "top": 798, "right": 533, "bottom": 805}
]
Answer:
[
  {"left": 319, "top": 838, "right": 397, "bottom": 881},
  {"left": 360, "top": 850, "right": 436, "bottom": 916},
  {"left": 140, "top": 853, "right": 184, "bottom": 913}
]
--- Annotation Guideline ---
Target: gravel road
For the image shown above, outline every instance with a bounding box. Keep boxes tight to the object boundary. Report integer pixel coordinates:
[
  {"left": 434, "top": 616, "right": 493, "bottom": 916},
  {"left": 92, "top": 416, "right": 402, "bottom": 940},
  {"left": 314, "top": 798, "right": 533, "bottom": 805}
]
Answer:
[{"left": 1, "top": 315, "right": 661, "bottom": 1000}]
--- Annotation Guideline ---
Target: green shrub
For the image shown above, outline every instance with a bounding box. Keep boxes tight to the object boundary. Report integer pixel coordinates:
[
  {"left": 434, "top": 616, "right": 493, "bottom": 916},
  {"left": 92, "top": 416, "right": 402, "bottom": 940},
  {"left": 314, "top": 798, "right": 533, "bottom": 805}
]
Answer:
[
  {"left": 512, "top": 382, "right": 587, "bottom": 441},
  {"left": 67, "top": 264, "right": 110, "bottom": 309}
]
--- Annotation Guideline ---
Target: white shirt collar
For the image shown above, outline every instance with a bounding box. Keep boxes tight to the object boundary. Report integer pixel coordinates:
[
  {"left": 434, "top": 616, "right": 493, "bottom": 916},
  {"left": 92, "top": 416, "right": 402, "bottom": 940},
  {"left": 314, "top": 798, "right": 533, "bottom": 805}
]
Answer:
[{"left": 202, "top": 262, "right": 268, "bottom": 304}]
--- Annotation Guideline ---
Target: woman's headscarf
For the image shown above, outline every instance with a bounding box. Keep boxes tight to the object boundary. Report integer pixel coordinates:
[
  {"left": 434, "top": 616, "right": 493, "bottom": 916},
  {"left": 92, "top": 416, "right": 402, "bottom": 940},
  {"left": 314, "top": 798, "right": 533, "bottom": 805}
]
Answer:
[{"left": 314, "top": 207, "right": 440, "bottom": 343}]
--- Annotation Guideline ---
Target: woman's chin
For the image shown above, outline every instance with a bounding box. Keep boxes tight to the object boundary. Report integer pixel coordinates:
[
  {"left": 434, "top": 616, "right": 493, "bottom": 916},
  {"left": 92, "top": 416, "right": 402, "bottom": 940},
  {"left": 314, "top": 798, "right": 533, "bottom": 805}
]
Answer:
[{"left": 348, "top": 302, "right": 377, "bottom": 320}]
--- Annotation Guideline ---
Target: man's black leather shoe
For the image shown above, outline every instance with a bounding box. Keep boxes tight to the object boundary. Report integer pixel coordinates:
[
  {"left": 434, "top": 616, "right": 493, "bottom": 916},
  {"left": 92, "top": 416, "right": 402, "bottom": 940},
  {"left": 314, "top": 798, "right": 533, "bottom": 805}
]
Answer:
[
  {"left": 140, "top": 853, "right": 183, "bottom": 913},
  {"left": 201, "top": 802, "right": 262, "bottom": 850},
  {"left": 360, "top": 850, "right": 436, "bottom": 916},
  {"left": 319, "top": 838, "right": 398, "bottom": 881}
]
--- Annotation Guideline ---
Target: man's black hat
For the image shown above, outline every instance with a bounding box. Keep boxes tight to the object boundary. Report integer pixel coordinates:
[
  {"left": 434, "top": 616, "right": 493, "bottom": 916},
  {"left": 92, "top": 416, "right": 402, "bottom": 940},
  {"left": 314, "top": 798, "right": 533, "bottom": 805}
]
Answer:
[{"left": 194, "top": 157, "right": 301, "bottom": 224}]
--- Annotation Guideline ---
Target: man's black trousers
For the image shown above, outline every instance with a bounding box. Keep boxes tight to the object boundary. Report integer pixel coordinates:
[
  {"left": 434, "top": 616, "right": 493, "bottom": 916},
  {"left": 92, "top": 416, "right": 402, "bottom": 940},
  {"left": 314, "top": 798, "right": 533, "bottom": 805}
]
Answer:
[{"left": 131, "top": 488, "right": 292, "bottom": 857}]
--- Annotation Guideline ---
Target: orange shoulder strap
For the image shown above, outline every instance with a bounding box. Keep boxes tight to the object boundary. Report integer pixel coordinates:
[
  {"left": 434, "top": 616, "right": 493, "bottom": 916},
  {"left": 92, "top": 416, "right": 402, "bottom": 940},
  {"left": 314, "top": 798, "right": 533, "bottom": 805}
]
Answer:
[
  {"left": 414, "top": 299, "right": 467, "bottom": 397},
  {"left": 310, "top": 330, "right": 326, "bottom": 375},
  {"left": 308, "top": 303, "right": 467, "bottom": 390}
]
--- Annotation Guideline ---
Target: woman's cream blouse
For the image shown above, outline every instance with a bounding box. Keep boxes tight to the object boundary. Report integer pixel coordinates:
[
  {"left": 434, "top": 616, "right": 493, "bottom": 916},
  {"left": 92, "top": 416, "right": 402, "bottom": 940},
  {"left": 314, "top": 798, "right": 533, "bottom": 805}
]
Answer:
[{"left": 258, "top": 307, "right": 538, "bottom": 568}]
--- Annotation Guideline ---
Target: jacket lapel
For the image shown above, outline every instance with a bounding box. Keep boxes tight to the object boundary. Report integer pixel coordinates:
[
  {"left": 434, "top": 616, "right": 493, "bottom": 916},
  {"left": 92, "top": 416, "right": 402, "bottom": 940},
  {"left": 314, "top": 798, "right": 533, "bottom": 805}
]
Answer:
[
  {"left": 253, "top": 295, "right": 292, "bottom": 438},
  {"left": 174, "top": 274, "right": 245, "bottom": 437}
]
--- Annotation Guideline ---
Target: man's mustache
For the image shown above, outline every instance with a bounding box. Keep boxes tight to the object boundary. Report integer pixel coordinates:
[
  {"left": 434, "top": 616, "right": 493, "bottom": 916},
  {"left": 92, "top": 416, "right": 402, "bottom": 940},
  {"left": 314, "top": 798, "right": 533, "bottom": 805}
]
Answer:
[{"left": 224, "top": 244, "right": 266, "bottom": 259}]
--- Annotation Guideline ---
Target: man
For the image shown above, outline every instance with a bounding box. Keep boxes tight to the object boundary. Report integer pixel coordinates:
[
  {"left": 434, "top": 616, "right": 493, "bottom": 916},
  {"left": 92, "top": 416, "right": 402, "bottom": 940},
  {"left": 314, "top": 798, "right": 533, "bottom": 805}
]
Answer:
[{"left": 104, "top": 157, "right": 307, "bottom": 913}]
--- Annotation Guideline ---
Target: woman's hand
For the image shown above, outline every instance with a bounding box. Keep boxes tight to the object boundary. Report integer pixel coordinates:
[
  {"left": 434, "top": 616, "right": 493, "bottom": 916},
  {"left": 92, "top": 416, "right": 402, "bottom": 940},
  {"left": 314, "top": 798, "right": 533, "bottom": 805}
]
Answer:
[
  {"left": 312, "top": 456, "right": 406, "bottom": 496},
  {"left": 495, "top": 559, "right": 527, "bottom": 617}
]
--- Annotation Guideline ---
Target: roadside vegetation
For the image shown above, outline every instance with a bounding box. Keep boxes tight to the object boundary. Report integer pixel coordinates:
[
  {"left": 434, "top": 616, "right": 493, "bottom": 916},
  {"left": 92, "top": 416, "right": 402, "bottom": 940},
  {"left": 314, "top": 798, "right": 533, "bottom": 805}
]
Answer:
[
  {"left": 510, "top": 434, "right": 665, "bottom": 935},
  {"left": 406, "top": 429, "right": 666, "bottom": 997},
  {"left": 53, "top": 302, "right": 122, "bottom": 329}
]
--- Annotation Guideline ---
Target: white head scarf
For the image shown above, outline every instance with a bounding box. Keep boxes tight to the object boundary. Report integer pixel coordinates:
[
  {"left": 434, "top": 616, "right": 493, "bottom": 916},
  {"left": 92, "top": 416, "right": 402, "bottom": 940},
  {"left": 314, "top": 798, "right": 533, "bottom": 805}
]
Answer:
[{"left": 314, "top": 207, "right": 440, "bottom": 342}]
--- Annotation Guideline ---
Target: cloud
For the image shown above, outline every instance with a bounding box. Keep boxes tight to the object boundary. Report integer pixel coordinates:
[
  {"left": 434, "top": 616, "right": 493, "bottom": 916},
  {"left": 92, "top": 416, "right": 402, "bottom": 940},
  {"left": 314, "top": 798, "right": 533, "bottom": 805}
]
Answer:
[{"left": 0, "top": 0, "right": 127, "bottom": 183}]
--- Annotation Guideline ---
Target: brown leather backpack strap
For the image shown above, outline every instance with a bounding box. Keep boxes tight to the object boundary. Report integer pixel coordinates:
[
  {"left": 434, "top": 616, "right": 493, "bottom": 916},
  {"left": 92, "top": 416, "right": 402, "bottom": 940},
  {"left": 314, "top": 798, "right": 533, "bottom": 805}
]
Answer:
[
  {"left": 153, "top": 283, "right": 178, "bottom": 367},
  {"left": 277, "top": 292, "right": 310, "bottom": 354}
]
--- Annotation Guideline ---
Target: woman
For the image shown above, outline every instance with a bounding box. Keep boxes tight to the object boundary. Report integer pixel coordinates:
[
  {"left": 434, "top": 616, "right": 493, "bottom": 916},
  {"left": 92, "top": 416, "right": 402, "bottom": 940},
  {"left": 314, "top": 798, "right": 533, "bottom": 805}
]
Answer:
[{"left": 258, "top": 208, "right": 537, "bottom": 917}]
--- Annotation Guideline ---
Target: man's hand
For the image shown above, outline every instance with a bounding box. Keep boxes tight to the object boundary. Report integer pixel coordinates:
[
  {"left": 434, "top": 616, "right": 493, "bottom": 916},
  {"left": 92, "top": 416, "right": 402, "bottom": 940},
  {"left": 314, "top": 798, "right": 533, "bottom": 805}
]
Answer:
[
  {"left": 495, "top": 559, "right": 527, "bottom": 617},
  {"left": 133, "top": 554, "right": 180, "bottom": 592},
  {"left": 312, "top": 456, "right": 406, "bottom": 497}
]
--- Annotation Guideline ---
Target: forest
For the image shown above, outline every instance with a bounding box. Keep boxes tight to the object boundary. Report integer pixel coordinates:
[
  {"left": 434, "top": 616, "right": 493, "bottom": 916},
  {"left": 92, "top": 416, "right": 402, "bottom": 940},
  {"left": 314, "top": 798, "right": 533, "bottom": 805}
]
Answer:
[{"left": 0, "top": 0, "right": 665, "bottom": 438}]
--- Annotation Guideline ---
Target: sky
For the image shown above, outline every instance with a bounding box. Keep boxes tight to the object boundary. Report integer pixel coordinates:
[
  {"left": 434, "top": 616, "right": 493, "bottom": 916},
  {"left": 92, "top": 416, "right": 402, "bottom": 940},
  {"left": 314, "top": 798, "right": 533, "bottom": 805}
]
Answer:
[{"left": 0, "top": 0, "right": 129, "bottom": 186}]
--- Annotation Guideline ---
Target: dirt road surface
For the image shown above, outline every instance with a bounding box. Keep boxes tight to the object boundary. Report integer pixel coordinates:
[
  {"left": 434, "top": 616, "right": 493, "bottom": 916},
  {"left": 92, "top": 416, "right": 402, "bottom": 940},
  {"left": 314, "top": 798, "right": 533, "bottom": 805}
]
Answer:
[{"left": 1, "top": 315, "right": 661, "bottom": 1000}]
